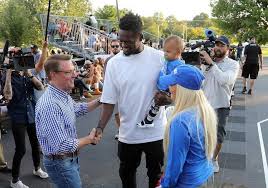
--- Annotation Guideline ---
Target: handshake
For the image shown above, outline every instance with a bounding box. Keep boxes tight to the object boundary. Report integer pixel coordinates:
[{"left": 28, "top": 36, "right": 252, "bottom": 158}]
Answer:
[{"left": 86, "top": 128, "right": 103, "bottom": 145}]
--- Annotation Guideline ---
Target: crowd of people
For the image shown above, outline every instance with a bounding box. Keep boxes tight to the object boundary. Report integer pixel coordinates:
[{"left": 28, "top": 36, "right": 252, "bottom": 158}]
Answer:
[
  {"left": 0, "top": 12, "right": 264, "bottom": 188},
  {"left": 46, "top": 16, "right": 119, "bottom": 56}
]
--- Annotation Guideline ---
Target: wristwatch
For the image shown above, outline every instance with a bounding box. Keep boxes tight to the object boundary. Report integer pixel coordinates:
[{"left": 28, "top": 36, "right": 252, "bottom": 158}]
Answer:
[
  {"left": 205, "top": 62, "right": 215, "bottom": 71},
  {"left": 28, "top": 76, "right": 34, "bottom": 79}
]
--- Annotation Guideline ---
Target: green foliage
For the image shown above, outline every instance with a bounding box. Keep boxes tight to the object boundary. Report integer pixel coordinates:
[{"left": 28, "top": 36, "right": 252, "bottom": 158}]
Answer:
[
  {"left": 95, "top": 5, "right": 118, "bottom": 21},
  {"left": 142, "top": 16, "right": 159, "bottom": 36},
  {"left": 162, "top": 15, "right": 185, "bottom": 38},
  {"left": 191, "top": 13, "right": 212, "bottom": 28},
  {"left": 94, "top": 5, "right": 129, "bottom": 22},
  {"left": 262, "top": 47, "right": 268, "bottom": 57},
  {"left": 187, "top": 27, "right": 206, "bottom": 40},
  {"left": 94, "top": 5, "right": 130, "bottom": 30},
  {"left": 0, "top": 0, "right": 92, "bottom": 47},
  {"left": 211, "top": 0, "right": 268, "bottom": 44},
  {"left": 142, "top": 12, "right": 167, "bottom": 40},
  {"left": 0, "top": 0, "right": 227, "bottom": 47},
  {"left": 93, "top": 6, "right": 222, "bottom": 42},
  {"left": 20, "top": 0, "right": 92, "bottom": 17},
  {"left": 0, "top": 0, "right": 41, "bottom": 46}
]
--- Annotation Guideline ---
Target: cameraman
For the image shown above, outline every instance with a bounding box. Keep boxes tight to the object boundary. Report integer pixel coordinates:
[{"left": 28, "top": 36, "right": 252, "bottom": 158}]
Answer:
[
  {"left": 3, "top": 57, "right": 48, "bottom": 188},
  {"left": 200, "top": 36, "right": 239, "bottom": 173}
]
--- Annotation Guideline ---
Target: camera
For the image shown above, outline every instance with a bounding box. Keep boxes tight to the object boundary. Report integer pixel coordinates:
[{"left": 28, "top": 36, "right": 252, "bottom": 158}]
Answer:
[
  {"left": 182, "top": 29, "right": 216, "bottom": 65},
  {"left": 181, "top": 52, "right": 201, "bottom": 66},
  {"left": 0, "top": 40, "right": 35, "bottom": 71}
]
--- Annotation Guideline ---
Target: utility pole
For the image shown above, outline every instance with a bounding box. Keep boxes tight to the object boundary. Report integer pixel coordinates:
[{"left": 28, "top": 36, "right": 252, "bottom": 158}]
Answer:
[{"left": 115, "top": 0, "right": 120, "bottom": 22}]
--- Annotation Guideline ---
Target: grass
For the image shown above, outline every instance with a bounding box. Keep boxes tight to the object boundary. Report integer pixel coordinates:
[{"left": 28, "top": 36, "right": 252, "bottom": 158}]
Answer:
[{"left": 262, "top": 47, "right": 268, "bottom": 57}]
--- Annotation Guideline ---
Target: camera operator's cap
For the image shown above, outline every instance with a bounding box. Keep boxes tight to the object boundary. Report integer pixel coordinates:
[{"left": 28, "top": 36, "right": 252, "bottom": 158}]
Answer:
[
  {"left": 215, "top": 36, "right": 230, "bottom": 46},
  {"left": 157, "top": 64, "right": 205, "bottom": 91},
  {"left": 30, "top": 44, "right": 38, "bottom": 49}
]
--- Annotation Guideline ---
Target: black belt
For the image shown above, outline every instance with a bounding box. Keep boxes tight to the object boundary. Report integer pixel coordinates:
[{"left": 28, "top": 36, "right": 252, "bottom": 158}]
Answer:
[{"left": 45, "top": 150, "right": 79, "bottom": 160}]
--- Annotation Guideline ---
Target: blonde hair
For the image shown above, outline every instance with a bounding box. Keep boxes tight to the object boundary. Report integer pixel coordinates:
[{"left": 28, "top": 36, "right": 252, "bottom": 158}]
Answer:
[
  {"left": 164, "top": 35, "right": 184, "bottom": 53},
  {"left": 164, "top": 85, "right": 217, "bottom": 159}
]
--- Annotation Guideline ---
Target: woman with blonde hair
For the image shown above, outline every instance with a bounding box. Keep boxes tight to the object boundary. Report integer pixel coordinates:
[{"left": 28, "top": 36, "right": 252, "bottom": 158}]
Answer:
[{"left": 158, "top": 64, "right": 217, "bottom": 188}]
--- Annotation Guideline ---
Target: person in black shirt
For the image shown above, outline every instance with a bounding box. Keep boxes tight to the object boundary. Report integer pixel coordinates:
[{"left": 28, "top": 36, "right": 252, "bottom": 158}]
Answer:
[
  {"left": 3, "top": 65, "right": 48, "bottom": 188},
  {"left": 241, "top": 37, "right": 263, "bottom": 95}
]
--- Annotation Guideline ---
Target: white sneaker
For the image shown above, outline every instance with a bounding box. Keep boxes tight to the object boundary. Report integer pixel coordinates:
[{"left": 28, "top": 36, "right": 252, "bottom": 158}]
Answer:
[
  {"left": 212, "top": 160, "right": 220, "bottom": 173},
  {"left": 10, "top": 180, "right": 29, "bottom": 188},
  {"left": 33, "top": 168, "right": 49, "bottom": 179}
]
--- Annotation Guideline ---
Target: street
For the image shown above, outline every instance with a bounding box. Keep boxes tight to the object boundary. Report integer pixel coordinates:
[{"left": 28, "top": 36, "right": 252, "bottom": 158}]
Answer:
[{"left": 0, "top": 58, "right": 268, "bottom": 188}]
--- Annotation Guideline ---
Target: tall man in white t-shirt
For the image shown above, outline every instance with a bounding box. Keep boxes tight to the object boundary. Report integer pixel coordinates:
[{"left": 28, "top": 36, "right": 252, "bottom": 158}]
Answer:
[{"left": 95, "top": 13, "right": 166, "bottom": 188}]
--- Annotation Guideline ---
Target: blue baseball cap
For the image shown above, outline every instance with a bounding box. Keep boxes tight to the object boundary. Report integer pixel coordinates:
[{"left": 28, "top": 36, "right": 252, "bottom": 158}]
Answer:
[
  {"left": 157, "top": 64, "right": 205, "bottom": 91},
  {"left": 215, "top": 36, "right": 230, "bottom": 46}
]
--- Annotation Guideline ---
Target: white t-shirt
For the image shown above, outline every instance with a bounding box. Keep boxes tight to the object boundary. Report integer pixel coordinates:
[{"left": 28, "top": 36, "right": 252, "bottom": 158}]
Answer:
[{"left": 101, "top": 46, "right": 167, "bottom": 144}]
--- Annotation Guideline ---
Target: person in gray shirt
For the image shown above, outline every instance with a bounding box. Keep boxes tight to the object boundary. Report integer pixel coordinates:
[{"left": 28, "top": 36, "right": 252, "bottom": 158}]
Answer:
[{"left": 200, "top": 36, "right": 239, "bottom": 173}]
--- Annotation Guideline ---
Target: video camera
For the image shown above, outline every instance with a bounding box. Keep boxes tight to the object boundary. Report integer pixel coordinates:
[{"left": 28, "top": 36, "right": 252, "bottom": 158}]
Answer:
[
  {"left": 0, "top": 40, "right": 35, "bottom": 71},
  {"left": 182, "top": 29, "right": 216, "bottom": 65}
]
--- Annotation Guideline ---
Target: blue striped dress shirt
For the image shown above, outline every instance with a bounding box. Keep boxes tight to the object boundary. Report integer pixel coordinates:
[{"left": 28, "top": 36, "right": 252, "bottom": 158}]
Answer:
[{"left": 35, "top": 85, "right": 88, "bottom": 155}]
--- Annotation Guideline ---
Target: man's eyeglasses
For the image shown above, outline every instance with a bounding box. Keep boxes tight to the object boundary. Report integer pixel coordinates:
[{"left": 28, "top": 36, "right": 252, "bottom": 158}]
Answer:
[
  {"left": 55, "top": 69, "right": 77, "bottom": 76},
  {"left": 111, "top": 45, "right": 120, "bottom": 48}
]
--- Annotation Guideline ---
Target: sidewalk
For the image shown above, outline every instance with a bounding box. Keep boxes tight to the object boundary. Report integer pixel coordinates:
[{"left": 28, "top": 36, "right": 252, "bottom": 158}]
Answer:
[{"left": 213, "top": 57, "right": 268, "bottom": 187}]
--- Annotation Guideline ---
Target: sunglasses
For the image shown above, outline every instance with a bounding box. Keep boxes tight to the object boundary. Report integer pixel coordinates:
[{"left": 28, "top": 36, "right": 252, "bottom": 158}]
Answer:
[{"left": 111, "top": 45, "right": 120, "bottom": 48}]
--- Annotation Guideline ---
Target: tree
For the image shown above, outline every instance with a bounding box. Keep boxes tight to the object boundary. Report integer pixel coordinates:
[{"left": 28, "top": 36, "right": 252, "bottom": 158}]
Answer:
[
  {"left": 0, "top": 0, "right": 92, "bottom": 46},
  {"left": 0, "top": 0, "right": 40, "bottom": 46},
  {"left": 190, "top": 13, "right": 212, "bottom": 28},
  {"left": 94, "top": 5, "right": 129, "bottom": 22},
  {"left": 94, "top": 5, "right": 130, "bottom": 30},
  {"left": 211, "top": 0, "right": 268, "bottom": 44},
  {"left": 19, "top": 0, "right": 91, "bottom": 17},
  {"left": 65, "top": 0, "right": 92, "bottom": 17},
  {"left": 95, "top": 5, "right": 118, "bottom": 21},
  {"left": 164, "top": 15, "right": 184, "bottom": 38},
  {"left": 142, "top": 16, "right": 159, "bottom": 41},
  {"left": 142, "top": 12, "right": 168, "bottom": 42},
  {"left": 187, "top": 27, "right": 206, "bottom": 40}
]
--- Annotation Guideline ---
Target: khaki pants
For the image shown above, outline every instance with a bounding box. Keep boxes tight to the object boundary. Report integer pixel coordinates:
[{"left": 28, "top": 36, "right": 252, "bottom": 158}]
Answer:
[{"left": 0, "top": 131, "right": 7, "bottom": 169}]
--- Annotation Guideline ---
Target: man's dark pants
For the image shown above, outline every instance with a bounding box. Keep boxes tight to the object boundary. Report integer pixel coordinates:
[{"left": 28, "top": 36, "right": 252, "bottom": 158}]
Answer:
[
  {"left": 118, "top": 140, "right": 164, "bottom": 188},
  {"left": 11, "top": 123, "right": 40, "bottom": 180}
]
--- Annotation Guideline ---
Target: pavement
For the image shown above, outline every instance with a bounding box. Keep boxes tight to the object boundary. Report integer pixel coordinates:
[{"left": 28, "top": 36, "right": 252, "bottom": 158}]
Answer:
[{"left": 0, "top": 57, "right": 268, "bottom": 188}]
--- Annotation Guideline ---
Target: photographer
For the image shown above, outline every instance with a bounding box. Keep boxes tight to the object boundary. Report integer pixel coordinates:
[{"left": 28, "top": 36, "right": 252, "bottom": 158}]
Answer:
[
  {"left": 3, "top": 57, "right": 48, "bottom": 188},
  {"left": 200, "top": 36, "right": 239, "bottom": 173}
]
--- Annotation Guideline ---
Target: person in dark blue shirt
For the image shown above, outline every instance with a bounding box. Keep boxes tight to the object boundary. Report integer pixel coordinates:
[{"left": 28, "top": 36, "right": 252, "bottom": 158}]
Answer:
[
  {"left": 158, "top": 64, "right": 217, "bottom": 188},
  {"left": 137, "top": 35, "right": 185, "bottom": 128},
  {"left": 3, "top": 67, "right": 48, "bottom": 188}
]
